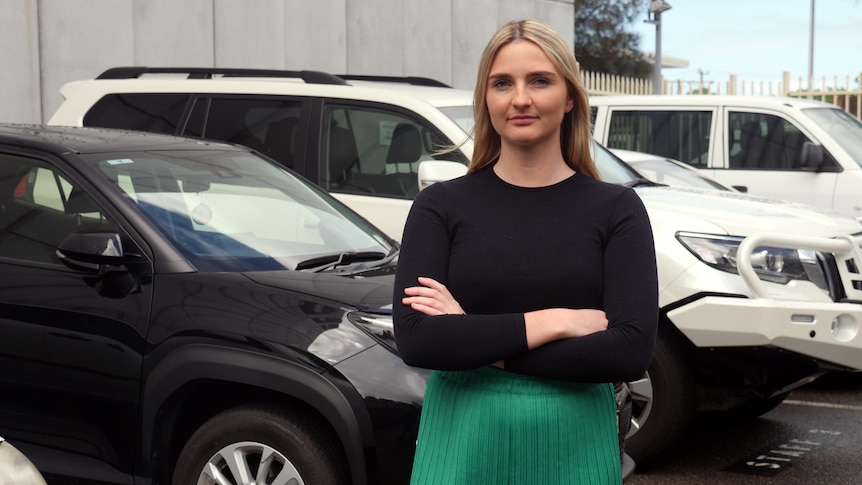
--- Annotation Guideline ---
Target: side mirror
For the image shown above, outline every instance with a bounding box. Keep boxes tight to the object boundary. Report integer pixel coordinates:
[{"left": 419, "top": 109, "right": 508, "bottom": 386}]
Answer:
[
  {"left": 57, "top": 232, "right": 136, "bottom": 298},
  {"left": 417, "top": 160, "right": 468, "bottom": 191},
  {"left": 798, "top": 142, "right": 824, "bottom": 172},
  {"left": 57, "top": 232, "right": 124, "bottom": 270}
]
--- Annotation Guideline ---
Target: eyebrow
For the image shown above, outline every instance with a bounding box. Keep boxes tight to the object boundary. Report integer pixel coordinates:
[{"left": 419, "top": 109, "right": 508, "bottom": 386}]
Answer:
[{"left": 488, "top": 70, "right": 559, "bottom": 80}]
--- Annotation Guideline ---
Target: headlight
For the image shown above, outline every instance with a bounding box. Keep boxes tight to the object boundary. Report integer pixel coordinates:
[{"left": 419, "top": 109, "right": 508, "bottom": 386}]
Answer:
[
  {"left": 347, "top": 311, "right": 398, "bottom": 353},
  {"left": 676, "top": 232, "right": 829, "bottom": 291}
]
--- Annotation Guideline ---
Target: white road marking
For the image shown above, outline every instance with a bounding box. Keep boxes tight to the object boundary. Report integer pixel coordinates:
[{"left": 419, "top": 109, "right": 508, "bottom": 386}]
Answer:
[{"left": 784, "top": 399, "right": 862, "bottom": 411}]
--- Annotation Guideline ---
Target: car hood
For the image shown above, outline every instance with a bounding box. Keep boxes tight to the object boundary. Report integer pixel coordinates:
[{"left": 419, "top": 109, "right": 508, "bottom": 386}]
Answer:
[
  {"left": 635, "top": 186, "right": 862, "bottom": 237},
  {"left": 243, "top": 268, "right": 395, "bottom": 314}
]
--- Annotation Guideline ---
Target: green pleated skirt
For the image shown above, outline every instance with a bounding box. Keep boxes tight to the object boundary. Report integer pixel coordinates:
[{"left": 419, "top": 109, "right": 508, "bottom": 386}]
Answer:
[{"left": 410, "top": 366, "right": 622, "bottom": 485}]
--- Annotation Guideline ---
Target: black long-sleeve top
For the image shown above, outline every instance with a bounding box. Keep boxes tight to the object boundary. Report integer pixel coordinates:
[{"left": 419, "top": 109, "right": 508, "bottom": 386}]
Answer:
[{"left": 392, "top": 166, "right": 658, "bottom": 383}]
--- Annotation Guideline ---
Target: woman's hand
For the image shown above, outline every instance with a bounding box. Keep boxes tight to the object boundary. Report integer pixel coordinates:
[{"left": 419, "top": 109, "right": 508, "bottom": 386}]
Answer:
[{"left": 402, "top": 276, "right": 465, "bottom": 316}]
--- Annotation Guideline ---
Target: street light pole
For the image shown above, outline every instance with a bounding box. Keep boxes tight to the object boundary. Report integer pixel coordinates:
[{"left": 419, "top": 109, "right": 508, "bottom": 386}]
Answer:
[
  {"left": 807, "top": 0, "right": 815, "bottom": 99},
  {"left": 646, "top": 1, "right": 672, "bottom": 94}
]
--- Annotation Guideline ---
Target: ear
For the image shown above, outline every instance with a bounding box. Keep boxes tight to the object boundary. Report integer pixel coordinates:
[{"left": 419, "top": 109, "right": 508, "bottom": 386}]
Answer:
[{"left": 565, "top": 96, "right": 574, "bottom": 113}]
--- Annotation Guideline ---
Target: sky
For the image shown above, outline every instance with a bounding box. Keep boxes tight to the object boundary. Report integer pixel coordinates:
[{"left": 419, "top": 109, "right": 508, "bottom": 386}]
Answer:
[{"left": 632, "top": 0, "right": 862, "bottom": 90}]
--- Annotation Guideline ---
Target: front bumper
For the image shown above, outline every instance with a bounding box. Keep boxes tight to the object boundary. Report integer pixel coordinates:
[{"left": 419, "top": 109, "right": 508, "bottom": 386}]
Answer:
[
  {"left": 668, "top": 232, "right": 862, "bottom": 370},
  {"left": 668, "top": 296, "right": 862, "bottom": 369}
]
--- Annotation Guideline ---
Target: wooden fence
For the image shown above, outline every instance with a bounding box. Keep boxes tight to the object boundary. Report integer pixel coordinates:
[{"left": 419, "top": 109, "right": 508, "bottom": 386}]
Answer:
[{"left": 581, "top": 70, "right": 862, "bottom": 120}]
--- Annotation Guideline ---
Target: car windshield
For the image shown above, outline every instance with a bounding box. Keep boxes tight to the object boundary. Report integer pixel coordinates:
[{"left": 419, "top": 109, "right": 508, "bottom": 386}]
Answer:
[
  {"left": 627, "top": 157, "right": 728, "bottom": 190},
  {"left": 592, "top": 145, "right": 645, "bottom": 184},
  {"left": 439, "top": 105, "right": 475, "bottom": 134},
  {"left": 82, "top": 149, "right": 395, "bottom": 272},
  {"left": 803, "top": 107, "right": 862, "bottom": 166}
]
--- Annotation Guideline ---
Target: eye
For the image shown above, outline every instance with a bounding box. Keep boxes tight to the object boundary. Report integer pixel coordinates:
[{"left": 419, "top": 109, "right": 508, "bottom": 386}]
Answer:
[{"left": 491, "top": 79, "right": 511, "bottom": 89}]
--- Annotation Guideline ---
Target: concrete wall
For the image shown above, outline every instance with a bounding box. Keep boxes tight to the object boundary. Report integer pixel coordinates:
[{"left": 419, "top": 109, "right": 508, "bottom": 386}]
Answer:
[{"left": 0, "top": 0, "right": 574, "bottom": 124}]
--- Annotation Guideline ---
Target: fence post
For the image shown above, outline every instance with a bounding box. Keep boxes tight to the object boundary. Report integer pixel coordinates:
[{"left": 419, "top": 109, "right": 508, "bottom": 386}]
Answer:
[
  {"left": 728, "top": 74, "right": 738, "bottom": 95},
  {"left": 858, "top": 74, "right": 862, "bottom": 118}
]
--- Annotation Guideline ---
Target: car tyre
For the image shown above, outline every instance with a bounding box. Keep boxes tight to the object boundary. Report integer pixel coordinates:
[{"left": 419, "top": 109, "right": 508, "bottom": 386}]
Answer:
[
  {"left": 172, "top": 404, "right": 348, "bottom": 485},
  {"left": 624, "top": 330, "right": 694, "bottom": 467}
]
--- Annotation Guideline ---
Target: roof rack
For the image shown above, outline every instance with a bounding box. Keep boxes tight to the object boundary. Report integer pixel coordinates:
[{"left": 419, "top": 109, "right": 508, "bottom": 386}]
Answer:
[
  {"left": 96, "top": 67, "right": 349, "bottom": 85},
  {"left": 336, "top": 74, "right": 451, "bottom": 88}
]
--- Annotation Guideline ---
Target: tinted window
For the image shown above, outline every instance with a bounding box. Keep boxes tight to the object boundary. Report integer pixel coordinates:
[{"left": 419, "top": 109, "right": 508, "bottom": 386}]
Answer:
[
  {"left": 727, "top": 112, "right": 818, "bottom": 170},
  {"left": 190, "top": 97, "right": 304, "bottom": 169},
  {"left": 320, "top": 103, "right": 465, "bottom": 199},
  {"left": 0, "top": 153, "right": 117, "bottom": 264},
  {"left": 83, "top": 93, "right": 189, "bottom": 134},
  {"left": 606, "top": 110, "right": 712, "bottom": 168}
]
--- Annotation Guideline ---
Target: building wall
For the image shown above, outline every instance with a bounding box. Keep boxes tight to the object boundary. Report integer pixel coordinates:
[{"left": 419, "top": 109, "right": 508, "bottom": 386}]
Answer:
[{"left": 0, "top": 0, "right": 574, "bottom": 124}]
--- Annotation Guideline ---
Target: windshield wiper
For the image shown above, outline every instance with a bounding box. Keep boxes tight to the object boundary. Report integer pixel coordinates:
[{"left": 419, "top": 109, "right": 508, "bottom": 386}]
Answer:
[
  {"left": 295, "top": 250, "right": 389, "bottom": 272},
  {"left": 624, "top": 177, "right": 665, "bottom": 188}
]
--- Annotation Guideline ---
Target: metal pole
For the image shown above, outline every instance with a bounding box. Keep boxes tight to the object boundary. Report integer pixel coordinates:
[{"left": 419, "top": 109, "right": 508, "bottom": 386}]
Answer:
[
  {"left": 807, "top": 0, "right": 815, "bottom": 99},
  {"left": 653, "top": 12, "right": 662, "bottom": 94}
]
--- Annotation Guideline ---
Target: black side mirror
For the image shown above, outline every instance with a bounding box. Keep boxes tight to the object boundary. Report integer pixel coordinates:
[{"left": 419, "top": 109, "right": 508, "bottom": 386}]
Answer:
[
  {"left": 57, "top": 232, "right": 124, "bottom": 270},
  {"left": 798, "top": 142, "right": 825, "bottom": 172},
  {"left": 57, "top": 232, "right": 137, "bottom": 298}
]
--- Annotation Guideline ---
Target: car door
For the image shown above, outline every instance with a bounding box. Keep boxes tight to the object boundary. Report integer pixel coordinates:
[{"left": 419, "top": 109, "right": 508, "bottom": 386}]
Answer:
[
  {"left": 183, "top": 94, "right": 312, "bottom": 174},
  {"left": 312, "top": 101, "right": 467, "bottom": 239},
  {"left": 708, "top": 109, "right": 841, "bottom": 207},
  {"left": 0, "top": 148, "right": 153, "bottom": 482},
  {"left": 599, "top": 107, "right": 717, "bottom": 169}
]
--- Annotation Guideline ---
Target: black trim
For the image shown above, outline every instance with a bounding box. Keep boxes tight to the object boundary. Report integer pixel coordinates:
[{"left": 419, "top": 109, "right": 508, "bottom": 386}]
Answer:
[
  {"left": 96, "top": 67, "right": 348, "bottom": 85},
  {"left": 337, "top": 74, "right": 451, "bottom": 88},
  {"left": 661, "top": 291, "right": 748, "bottom": 314}
]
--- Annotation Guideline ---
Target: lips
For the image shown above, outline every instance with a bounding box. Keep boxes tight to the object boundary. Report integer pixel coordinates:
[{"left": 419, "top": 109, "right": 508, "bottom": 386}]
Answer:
[{"left": 509, "top": 115, "right": 536, "bottom": 125}]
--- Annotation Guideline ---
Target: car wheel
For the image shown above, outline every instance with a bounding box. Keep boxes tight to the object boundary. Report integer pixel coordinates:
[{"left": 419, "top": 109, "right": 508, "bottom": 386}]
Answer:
[
  {"left": 624, "top": 331, "right": 694, "bottom": 467},
  {"left": 172, "top": 404, "right": 348, "bottom": 485}
]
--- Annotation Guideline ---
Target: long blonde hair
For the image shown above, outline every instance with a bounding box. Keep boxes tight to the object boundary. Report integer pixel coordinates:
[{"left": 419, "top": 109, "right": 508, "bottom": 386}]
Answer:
[{"left": 468, "top": 19, "right": 598, "bottom": 179}]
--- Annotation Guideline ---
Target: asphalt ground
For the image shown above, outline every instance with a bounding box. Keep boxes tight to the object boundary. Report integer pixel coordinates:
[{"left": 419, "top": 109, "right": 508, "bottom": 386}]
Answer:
[{"left": 626, "top": 371, "right": 862, "bottom": 485}]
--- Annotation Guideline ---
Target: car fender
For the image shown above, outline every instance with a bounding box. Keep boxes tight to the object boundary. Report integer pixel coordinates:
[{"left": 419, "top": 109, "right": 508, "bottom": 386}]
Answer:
[{"left": 140, "top": 343, "right": 372, "bottom": 484}]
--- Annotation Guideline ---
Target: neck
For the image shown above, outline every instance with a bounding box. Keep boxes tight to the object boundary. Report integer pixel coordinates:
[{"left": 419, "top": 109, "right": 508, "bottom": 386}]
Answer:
[{"left": 494, "top": 144, "right": 574, "bottom": 187}]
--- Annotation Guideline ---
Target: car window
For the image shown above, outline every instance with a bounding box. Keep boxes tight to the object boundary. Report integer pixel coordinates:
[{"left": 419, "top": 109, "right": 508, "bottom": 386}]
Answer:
[
  {"left": 727, "top": 112, "right": 819, "bottom": 171},
  {"left": 186, "top": 97, "right": 304, "bottom": 170},
  {"left": 83, "top": 93, "right": 189, "bottom": 134},
  {"left": 90, "top": 149, "right": 393, "bottom": 272},
  {"left": 0, "top": 153, "right": 117, "bottom": 264},
  {"left": 320, "top": 103, "right": 463, "bottom": 199},
  {"left": 606, "top": 110, "right": 712, "bottom": 168},
  {"left": 803, "top": 107, "right": 862, "bottom": 166}
]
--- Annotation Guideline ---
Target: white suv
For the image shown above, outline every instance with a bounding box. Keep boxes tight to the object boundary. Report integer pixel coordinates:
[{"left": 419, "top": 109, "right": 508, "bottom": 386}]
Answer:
[
  {"left": 49, "top": 68, "right": 862, "bottom": 467},
  {"left": 49, "top": 67, "right": 474, "bottom": 240}
]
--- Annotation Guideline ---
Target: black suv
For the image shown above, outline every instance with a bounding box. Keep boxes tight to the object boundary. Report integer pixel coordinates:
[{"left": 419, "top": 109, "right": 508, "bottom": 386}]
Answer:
[{"left": 0, "top": 124, "right": 426, "bottom": 484}]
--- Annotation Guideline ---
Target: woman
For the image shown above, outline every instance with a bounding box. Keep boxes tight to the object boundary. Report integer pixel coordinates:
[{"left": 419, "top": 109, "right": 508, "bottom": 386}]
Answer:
[{"left": 393, "top": 19, "right": 658, "bottom": 484}]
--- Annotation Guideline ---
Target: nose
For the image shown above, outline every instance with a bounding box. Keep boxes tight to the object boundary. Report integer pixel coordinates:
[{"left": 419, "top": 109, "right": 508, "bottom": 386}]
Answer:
[{"left": 512, "top": 83, "right": 531, "bottom": 108}]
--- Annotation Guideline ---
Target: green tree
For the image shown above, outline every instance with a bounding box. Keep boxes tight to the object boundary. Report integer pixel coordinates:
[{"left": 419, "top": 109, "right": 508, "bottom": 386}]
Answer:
[{"left": 575, "top": 0, "right": 653, "bottom": 78}]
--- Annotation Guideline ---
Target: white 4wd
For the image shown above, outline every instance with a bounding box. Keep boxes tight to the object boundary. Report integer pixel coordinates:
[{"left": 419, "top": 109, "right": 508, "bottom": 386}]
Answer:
[
  {"left": 49, "top": 67, "right": 474, "bottom": 240},
  {"left": 590, "top": 94, "right": 862, "bottom": 220},
  {"left": 49, "top": 68, "right": 862, "bottom": 466}
]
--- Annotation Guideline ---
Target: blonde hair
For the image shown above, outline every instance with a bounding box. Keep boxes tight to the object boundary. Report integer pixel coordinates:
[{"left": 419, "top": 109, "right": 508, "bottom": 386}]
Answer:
[{"left": 468, "top": 19, "right": 599, "bottom": 179}]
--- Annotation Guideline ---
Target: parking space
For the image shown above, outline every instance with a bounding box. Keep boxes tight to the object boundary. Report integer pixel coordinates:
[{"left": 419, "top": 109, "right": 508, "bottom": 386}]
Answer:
[{"left": 627, "top": 372, "right": 862, "bottom": 484}]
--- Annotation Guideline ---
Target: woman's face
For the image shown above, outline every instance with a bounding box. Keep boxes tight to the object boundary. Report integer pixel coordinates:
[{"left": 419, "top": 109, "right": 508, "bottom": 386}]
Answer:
[{"left": 485, "top": 39, "right": 573, "bottom": 150}]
